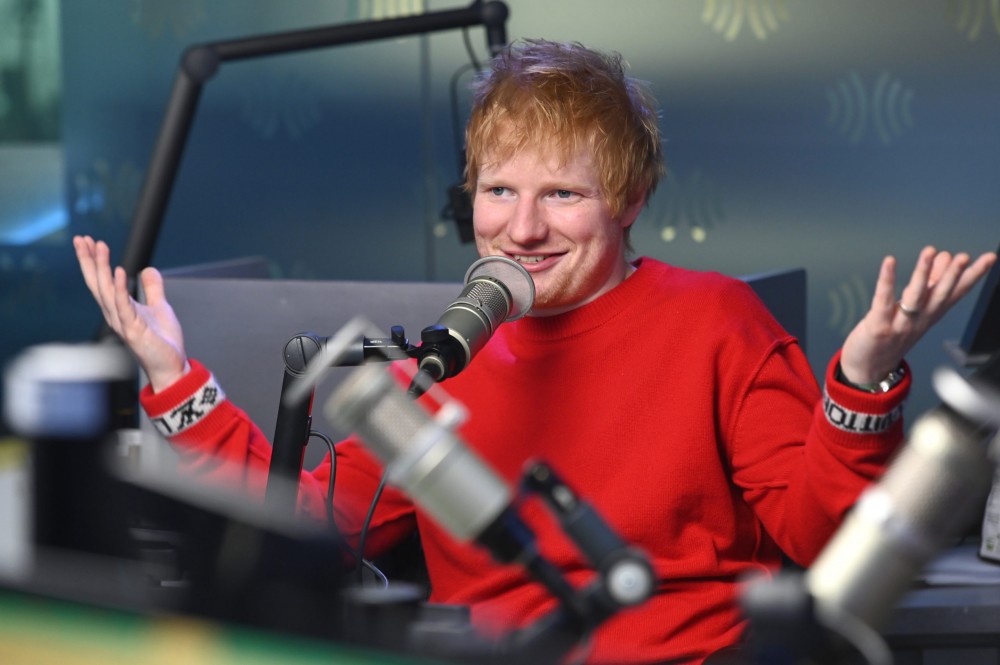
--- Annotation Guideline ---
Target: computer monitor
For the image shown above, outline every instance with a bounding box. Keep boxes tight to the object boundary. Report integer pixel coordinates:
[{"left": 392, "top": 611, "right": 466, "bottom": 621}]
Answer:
[{"left": 955, "top": 243, "right": 1000, "bottom": 367}]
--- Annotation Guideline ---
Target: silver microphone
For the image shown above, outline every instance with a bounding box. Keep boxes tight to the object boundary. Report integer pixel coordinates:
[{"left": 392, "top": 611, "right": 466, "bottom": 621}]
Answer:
[
  {"left": 417, "top": 255, "right": 534, "bottom": 382},
  {"left": 282, "top": 257, "right": 532, "bottom": 407},
  {"left": 325, "top": 365, "right": 511, "bottom": 541}
]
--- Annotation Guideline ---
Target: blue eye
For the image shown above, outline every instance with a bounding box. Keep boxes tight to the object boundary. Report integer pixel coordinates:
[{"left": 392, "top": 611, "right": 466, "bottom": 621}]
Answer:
[
  {"left": 491, "top": 187, "right": 506, "bottom": 196},
  {"left": 554, "top": 190, "right": 575, "bottom": 199}
]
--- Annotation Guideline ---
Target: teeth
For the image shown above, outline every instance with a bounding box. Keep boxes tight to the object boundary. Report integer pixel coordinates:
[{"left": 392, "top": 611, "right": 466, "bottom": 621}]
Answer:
[{"left": 513, "top": 254, "right": 546, "bottom": 264}]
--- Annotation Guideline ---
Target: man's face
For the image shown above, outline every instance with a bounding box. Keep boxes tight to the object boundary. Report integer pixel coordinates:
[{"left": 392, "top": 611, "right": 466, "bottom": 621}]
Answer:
[{"left": 472, "top": 145, "right": 634, "bottom": 317}]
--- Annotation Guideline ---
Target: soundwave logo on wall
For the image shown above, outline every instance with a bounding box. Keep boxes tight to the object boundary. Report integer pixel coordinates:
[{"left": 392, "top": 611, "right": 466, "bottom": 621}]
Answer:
[
  {"left": 948, "top": 0, "right": 1000, "bottom": 40},
  {"left": 648, "top": 170, "right": 727, "bottom": 244},
  {"left": 130, "top": 0, "right": 207, "bottom": 41},
  {"left": 701, "top": 0, "right": 789, "bottom": 41},
  {"left": 241, "top": 72, "right": 325, "bottom": 140},
  {"left": 825, "top": 71, "right": 916, "bottom": 145},
  {"left": 72, "top": 159, "right": 143, "bottom": 229},
  {"left": 827, "top": 274, "right": 871, "bottom": 337}
]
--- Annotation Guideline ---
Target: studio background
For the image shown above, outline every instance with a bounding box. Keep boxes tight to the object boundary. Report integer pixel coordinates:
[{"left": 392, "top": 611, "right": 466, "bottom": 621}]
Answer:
[{"left": 1, "top": 0, "right": 998, "bottom": 431}]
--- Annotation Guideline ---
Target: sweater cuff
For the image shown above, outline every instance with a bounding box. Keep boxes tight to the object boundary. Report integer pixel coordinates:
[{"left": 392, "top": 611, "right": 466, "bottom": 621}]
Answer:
[
  {"left": 139, "top": 359, "right": 226, "bottom": 438},
  {"left": 822, "top": 350, "right": 911, "bottom": 435}
]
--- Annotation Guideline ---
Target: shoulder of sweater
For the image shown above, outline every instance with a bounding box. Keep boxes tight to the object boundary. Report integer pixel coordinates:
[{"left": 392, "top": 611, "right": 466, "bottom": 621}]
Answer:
[
  {"left": 635, "top": 259, "right": 786, "bottom": 347},
  {"left": 637, "top": 258, "right": 761, "bottom": 307}
]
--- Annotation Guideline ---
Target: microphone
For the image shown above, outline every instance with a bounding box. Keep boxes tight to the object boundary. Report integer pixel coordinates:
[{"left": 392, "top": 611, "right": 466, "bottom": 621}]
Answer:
[
  {"left": 804, "top": 366, "right": 1000, "bottom": 636},
  {"left": 279, "top": 256, "right": 532, "bottom": 410},
  {"left": 324, "top": 363, "right": 529, "bottom": 557},
  {"left": 416, "top": 255, "right": 533, "bottom": 383}
]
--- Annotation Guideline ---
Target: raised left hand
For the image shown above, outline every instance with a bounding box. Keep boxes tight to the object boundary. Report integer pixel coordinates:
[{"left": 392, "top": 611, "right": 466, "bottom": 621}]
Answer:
[{"left": 839, "top": 246, "right": 997, "bottom": 386}]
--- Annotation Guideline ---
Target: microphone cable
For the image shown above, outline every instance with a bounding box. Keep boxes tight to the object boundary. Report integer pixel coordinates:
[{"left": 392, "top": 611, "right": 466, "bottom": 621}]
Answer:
[
  {"left": 461, "top": 25, "right": 483, "bottom": 71},
  {"left": 356, "top": 469, "right": 390, "bottom": 587},
  {"left": 311, "top": 428, "right": 389, "bottom": 588},
  {"left": 440, "top": 61, "right": 476, "bottom": 242},
  {"left": 440, "top": 28, "right": 489, "bottom": 243},
  {"left": 311, "top": 429, "right": 338, "bottom": 533}
]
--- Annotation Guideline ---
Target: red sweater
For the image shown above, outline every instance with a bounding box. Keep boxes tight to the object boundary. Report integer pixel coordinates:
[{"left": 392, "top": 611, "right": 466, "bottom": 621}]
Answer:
[{"left": 142, "top": 257, "right": 908, "bottom": 664}]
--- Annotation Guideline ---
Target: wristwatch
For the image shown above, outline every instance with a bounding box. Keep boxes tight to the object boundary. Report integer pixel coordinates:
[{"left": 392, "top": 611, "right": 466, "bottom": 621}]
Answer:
[{"left": 836, "top": 363, "right": 906, "bottom": 394}]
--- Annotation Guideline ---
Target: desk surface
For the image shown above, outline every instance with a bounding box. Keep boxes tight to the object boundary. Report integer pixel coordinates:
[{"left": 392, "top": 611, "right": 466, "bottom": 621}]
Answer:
[
  {"left": 0, "top": 585, "right": 439, "bottom": 665},
  {"left": 886, "top": 545, "right": 1000, "bottom": 647},
  {"left": 3, "top": 544, "right": 997, "bottom": 662}
]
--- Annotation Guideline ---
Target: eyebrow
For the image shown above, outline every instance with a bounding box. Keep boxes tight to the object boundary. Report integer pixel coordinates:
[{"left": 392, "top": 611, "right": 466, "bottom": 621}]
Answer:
[{"left": 477, "top": 176, "right": 600, "bottom": 194}]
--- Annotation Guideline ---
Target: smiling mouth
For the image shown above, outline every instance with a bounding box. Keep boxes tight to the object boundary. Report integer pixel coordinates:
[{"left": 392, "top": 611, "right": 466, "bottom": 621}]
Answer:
[{"left": 512, "top": 254, "right": 547, "bottom": 264}]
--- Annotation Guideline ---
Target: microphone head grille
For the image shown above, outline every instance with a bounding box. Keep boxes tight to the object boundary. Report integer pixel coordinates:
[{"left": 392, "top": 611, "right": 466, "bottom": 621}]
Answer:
[
  {"left": 464, "top": 256, "right": 535, "bottom": 320},
  {"left": 461, "top": 280, "right": 511, "bottom": 331},
  {"left": 327, "top": 367, "right": 425, "bottom": 463}
]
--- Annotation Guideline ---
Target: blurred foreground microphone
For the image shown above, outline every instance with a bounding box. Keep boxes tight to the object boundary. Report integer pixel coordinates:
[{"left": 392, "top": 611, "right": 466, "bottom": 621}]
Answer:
[
  {"left": 4, "top": 342, "right": 136, "bottom": 562},
  {"left": 805, "top": 365, "right": 1000, "bottom": 636},
  {"left": 417, "top": 256, "right": 533, "bottom": 384},
  {"left": 325, "top": 365, "right": 531, "bottom": 561}
]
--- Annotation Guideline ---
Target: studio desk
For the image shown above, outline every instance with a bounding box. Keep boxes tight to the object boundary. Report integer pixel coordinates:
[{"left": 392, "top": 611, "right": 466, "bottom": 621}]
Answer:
[
  {"left": 0, "top": 544, "right": 997, "bottom": 665},
  {"left": 882, "top": 544, "right": 1000, "bottom": 665}
]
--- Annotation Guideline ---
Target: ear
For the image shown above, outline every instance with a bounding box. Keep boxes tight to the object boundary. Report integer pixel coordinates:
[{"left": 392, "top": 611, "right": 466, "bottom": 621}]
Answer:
[{"left": 618, "top": 191, "right": 647, "bottom": 231}]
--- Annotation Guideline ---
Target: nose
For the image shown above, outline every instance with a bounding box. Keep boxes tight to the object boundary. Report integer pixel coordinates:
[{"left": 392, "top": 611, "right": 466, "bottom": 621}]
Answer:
[{"left": 507, "top": 199, "right": 547, "bottom": 244}]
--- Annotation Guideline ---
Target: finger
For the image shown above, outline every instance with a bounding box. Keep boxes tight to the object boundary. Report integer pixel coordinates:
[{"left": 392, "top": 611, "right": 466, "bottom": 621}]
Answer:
[
  {"left": 73, "top": 235, "right": 101, "bottom": 295},
  {"left": 870, "top": 255, "right": 898, "bottom": 322},
  {"left": 94, "top": 241, "right": 122, "bottom": 331},
  {"left": 898, "top": 246, "right": 935, "bottom": 310},
  {"left": 113, "top": 266, "right": 141, "bottom": 337},
  {"left": 926, "top": 250, "right": 953, "bottom": 289},
  {"left": 138, "top": 267, "right": 167, "bottom": 307},
  {"left": 947, "top": 252, "right": 997, "bottom": 305},
  {"left": 923, "top": 252, "right": 969, "bottom": 314}
]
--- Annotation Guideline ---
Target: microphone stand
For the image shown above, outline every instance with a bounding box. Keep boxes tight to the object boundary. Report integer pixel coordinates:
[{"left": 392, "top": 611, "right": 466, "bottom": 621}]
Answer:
[
  {"left": 496, "top": 462, "right": 656, "bottom": 663},
  {"left": 264, "top": 327, "right": 415, "bottom": 515},
  {"left": 264, "top": 317, "right": 498, "bottom": 514}
]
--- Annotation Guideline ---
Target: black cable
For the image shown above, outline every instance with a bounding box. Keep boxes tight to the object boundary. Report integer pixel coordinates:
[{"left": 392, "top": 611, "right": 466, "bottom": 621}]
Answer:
[
  {"left": 440, "top": 28, "right": 490, "bottom": 242},
  {"left": 356, "top": 469, "right": 389, "bottom": 585},
  {"left": 461, "top": 25, "right": 483, "bottom": 71},
  {"left": 451, "top": 26, "right": 484, "bottom": 170},
  {"left": 441, "top": 61, "right": 477, "bottom": 243},
  {"left": 361, "top": 557, "right": 389, "bottom": 588},
  {"left": 447, "top": 61, "right": 476, "bottom": 181},
  {"left": 310, "top": 429, "right": 338, "bottom": 531},
  {"left": 311, "top": 429, "right": 387, "bottom": 587}
]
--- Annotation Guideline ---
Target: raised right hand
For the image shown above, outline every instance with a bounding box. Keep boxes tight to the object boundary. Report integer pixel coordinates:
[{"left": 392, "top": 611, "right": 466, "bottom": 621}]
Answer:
[{"left": 74, "top": 235, "right": 190, "bottom": 392}]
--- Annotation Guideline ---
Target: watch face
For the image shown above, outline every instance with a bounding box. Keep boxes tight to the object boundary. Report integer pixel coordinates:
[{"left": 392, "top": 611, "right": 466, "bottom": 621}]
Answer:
[{"left": 879, "top": 367, "right": 905, "bottom": 392}]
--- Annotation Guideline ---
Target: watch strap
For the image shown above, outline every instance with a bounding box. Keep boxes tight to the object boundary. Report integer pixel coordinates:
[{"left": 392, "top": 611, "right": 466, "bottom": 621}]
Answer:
[{"left": 836, "top": 363, "right": 907, "bottom": 394}]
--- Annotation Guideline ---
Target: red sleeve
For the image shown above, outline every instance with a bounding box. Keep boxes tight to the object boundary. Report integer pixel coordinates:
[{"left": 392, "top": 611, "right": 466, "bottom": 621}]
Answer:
[
  {"left": 727, "top": 346, "right": 910, "bottom": 566},
  {"left": 139, "top": 359, "right": 417, "bottom": 556}
]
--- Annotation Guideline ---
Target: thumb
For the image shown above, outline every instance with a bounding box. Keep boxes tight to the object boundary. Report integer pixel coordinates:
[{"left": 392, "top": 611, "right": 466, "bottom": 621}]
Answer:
[{"left": 139, "top": 267, "right": 167, "bottom": 306}]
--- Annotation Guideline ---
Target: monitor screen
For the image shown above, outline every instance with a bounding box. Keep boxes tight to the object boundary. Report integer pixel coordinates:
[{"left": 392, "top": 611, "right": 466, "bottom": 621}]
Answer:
[{"left": 957, "top": 243, "right": 1000, "bottom": 365}]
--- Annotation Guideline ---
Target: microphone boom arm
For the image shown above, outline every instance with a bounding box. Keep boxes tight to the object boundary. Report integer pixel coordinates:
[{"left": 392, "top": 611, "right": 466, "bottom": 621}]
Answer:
[{"left": 120, "top": 1, "right": 510, "bottom": 282}]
